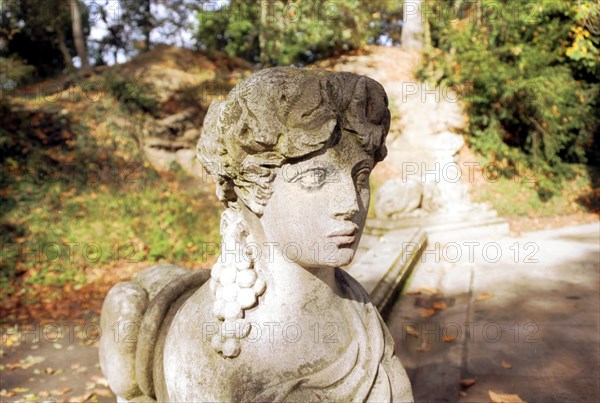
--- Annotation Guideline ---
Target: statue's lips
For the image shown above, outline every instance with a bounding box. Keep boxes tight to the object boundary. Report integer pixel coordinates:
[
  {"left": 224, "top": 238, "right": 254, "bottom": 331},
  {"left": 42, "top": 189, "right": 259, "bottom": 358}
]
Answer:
[{"left": 327, "top": 225, "right": 359, "bottom": 246}]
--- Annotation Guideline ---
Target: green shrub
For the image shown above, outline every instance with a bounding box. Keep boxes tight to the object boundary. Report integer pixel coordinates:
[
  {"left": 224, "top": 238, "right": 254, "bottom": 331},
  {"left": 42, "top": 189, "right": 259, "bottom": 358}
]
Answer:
[
  {"left": 105, "top": 74, "right": 159, "bottom": 115},
  {"left": 0, "top": 56, "right": 35, "bottom": 90},
  {"left": 421, "top": 0, "right": 599, "bottom": 197}
]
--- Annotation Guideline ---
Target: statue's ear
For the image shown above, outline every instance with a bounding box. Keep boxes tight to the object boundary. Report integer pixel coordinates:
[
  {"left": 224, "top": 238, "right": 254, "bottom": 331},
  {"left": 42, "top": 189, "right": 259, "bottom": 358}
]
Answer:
[
  {"left": 233, "top": 191, "right": 268, "bottom": 245},
  {"left": 233, "top": 186, "right": 265, "bottom": 217}
]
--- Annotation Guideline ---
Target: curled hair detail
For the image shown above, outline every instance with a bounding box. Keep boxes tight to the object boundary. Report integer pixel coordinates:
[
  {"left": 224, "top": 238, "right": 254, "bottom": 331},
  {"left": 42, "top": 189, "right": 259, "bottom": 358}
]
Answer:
[{"left": 198, "top": 67, "right": 390, "bottom": 213}]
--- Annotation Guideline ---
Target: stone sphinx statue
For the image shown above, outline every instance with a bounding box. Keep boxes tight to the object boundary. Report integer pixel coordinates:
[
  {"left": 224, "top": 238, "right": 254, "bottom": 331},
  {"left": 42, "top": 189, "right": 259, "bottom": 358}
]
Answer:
[{"left": 99, "top": 67, "right": 414, "bottom": 402}]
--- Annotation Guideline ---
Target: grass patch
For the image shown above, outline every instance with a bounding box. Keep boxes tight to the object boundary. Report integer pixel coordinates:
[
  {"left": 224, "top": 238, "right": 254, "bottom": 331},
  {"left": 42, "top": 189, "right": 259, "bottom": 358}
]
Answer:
[
  {"left": 1, "top": 77, "right": 222, "bottom": 307},
  {"left": 471, "top": 162, "right": 598, "bottom": 218}
]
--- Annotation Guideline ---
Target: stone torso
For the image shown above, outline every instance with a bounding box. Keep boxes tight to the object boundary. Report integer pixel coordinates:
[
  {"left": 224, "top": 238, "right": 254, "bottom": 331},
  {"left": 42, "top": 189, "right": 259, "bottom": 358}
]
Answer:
[{"left": 160, "top": 272, "right": 357, "bottom": 402}]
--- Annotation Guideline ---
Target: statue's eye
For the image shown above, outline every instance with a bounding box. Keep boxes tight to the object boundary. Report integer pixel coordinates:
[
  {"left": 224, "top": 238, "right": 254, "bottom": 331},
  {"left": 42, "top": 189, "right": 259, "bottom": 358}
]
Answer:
[
  {"left": 354, "top": 168, "right": 371, "bottom": 191},
  {"left": 297, "top": 168, "right": 327, "bottom": 189}
]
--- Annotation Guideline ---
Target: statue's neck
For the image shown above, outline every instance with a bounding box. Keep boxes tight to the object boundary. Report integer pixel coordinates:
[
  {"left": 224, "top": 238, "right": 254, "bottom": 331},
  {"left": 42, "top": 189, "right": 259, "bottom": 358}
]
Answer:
[
  {"left": 260, "top": 247, "right": 339, "bottom": 310},
  {"left": 238, "top": 202, "right": 340, "bottom": 309}
]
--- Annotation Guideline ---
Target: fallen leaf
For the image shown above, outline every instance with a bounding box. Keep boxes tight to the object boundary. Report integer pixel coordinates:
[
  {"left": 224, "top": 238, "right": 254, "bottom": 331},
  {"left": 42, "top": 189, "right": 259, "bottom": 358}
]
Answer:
[
  {"left": 419, "top": 308, "right": 436, "bottom": 318},
  {"left": 443, "top": 334, "right": 457, "bottom": 342},
  {"left": 501, "top": 360, "right": 513, "bottom": 369},
  {"left": 3, "top": 334, "right": 21, "bottom": 347},
  {"left": 92, "top": 388, "right": 112, "bottom": 397},
  {"left": 17, "top": 355, "right": 45, "bottom": 369},
  {"left": 404, "top": 325, "right": 419, "bottom": 337},
  {"left": 476, "top": 292, "right": 494, "bottom": 301},
  {"left": 51, "top": 387, "right": 72, "bottom": 396},
  {"left": 90, "top": 376, "right": 108, "bottom": 387},
  {"left": 488, "top": 390, "right": 526, "bottom": 403},
  {"left": 432, "top": 300, "right": 448, "bottom": 310},
  {"left": 460, "top": 378, "right": 476, "bottom": 388},
  {"left": 72, "top": 391, "right": 94, "bottom": 402},
  {"left": 417, "top": 340, "right": 431, "bottom": 352},
  {"left": 0, "top": 389, "right": 16, "bottom": 397},
  {"left": 458, "top": 390, "right": 468, "bottom": 397},
  {"left": 419, "top": 286, "right": 439, "bottom": 295}
]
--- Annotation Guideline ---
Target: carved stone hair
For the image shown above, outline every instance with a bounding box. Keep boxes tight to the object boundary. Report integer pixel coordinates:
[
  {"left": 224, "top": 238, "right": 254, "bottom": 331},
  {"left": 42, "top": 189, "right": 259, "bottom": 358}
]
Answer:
[
  {"left": 198, "top": 67, "right": 390, "bottom": 215},
  {"left": 197, "top": 67, "right": 390, "bottom": 358}
]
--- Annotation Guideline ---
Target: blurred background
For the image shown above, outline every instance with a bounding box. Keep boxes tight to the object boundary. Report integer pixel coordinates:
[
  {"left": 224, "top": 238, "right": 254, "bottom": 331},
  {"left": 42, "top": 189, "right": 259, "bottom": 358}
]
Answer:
[{"left": 0, "top": 0, "right": 598, "bottom": 400}]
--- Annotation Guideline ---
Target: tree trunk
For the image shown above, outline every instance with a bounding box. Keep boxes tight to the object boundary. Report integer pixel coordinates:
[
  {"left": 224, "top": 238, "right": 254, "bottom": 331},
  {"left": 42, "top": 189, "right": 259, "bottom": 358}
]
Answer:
[
  {"left": 142, "top": 0, "right": 152, "bottom": 51},
  {"left": 258, "top": 1, "right": 269, "bottom": 66},
  {"left": 70, "top": 0, "right": 92, "bottom": 74},
  {"left": 56, "top": 26, "right": 74, "bottom": 71}
]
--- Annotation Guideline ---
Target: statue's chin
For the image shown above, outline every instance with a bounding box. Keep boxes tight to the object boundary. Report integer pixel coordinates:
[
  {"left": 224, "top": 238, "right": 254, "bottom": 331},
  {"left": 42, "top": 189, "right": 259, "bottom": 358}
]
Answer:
[
  {"left": 322, "top": 247, "right": 356, "bottom": 268},
  {"left": 337, "top": 248, "right": 356, "bottom": 267},
  {"left": 300, "top": 247, "right": 356, "bottom": 269}
]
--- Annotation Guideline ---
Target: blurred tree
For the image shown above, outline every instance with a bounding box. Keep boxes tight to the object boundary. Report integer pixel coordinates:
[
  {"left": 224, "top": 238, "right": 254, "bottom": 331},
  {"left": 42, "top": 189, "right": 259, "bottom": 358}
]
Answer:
[
  {"left": 120, "top": 0, "right": 153, "bottom": 51},
  {"left": 0, "top": 0, "right": 85, "bottom": 77},
  {"left": 152, "top": 0, "right": 199, "bottom": 47},
  {"left": 94, "top": 0, "right": 199, "bottom": 60},
  {"left": 94, "top": 0, "right": 149, "bottom": 62},
  {"left": 70, "top": 0, "right": 92, "bottom": 74},
  {"left": 195, "top": 0, "right": 403, "bottom": 66}
]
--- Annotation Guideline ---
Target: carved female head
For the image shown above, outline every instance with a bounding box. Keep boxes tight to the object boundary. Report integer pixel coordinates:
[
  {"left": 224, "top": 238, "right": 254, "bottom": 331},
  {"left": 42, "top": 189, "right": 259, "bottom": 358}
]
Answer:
[
  {"left": 198, "top": 67, "right": 390, "bottom": 266},
  {"left": 197, "top": 67, "right": 390, "bottom": 357}
]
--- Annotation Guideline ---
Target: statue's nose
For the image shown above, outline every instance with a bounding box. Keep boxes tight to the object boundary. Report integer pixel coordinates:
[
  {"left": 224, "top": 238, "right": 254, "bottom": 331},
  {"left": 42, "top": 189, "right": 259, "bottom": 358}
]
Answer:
[{"left": 332, "top": 178, "right": 360, "bottom": 219}]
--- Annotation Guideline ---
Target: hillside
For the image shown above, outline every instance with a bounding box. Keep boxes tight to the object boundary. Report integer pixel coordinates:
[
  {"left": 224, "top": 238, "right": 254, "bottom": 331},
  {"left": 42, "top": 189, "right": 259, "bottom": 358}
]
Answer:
[
  {"left": 2, "top": 45, "right": 597, "bottom": 322},
  {"left": 1, "top": 46, "right": 255, "bottom": 321}
]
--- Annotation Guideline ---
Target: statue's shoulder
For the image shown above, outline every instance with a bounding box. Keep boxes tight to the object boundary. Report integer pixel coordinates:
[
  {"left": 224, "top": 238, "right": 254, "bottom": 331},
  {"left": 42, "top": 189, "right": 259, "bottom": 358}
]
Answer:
[
  {"left": 99, "top": 264, "right": 210, "bottom": 401},
  {"left": 334, "top": 267, "right": 372, "bottom": 303},
  {"left": 164, "top": 279, "right": 215, "bottom": 345},
  {"left": 161, "top": 282, "right": 235, "bottom": 401}
]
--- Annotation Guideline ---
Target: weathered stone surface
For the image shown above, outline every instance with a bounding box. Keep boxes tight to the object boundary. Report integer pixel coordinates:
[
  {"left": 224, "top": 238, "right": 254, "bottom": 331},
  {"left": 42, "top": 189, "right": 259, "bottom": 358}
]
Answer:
[
  {"left": 99, "top": 282, "right": 147, "bottom": 400},
  {"left": 157, "top": 108, "right": 197, "bottom": 131},
  {"left": 99, "top": 264, "right": 194, "bottom": 402},
  {"left": 421, "top": 181, "right": 443, "bottom": 213},
  {"left": 100, "top": 67, "right": 414, "bottom": 402},
  {"left": 134, "top": 264, "right": 190, "bottom": 300},
  {"left": 375, "top": 178, "right": 423, "bottom": 218}
]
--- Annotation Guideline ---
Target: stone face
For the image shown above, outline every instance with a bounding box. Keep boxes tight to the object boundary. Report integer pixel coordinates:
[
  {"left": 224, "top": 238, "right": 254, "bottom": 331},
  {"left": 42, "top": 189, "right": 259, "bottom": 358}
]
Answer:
[{"left": 99, "top": 67, "right": 413, "bottom": 402}]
